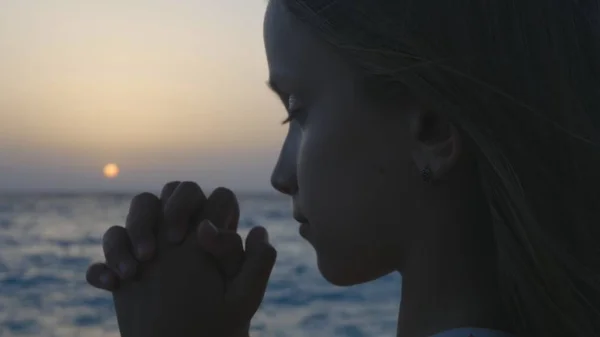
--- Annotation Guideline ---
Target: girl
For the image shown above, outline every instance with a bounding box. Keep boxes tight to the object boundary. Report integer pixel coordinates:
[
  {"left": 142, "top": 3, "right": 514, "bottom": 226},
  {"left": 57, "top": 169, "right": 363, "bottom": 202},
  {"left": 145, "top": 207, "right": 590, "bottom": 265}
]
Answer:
[{"left": 87, "top": 0, "right": 600, "bottom": 336}]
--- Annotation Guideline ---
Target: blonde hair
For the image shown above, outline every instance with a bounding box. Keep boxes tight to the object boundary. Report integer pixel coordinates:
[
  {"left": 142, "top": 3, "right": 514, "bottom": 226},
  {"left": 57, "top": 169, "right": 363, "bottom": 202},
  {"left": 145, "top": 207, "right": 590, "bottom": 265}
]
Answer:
[{"left": 282, "top": 0, "right": 600, "bottom": 335}]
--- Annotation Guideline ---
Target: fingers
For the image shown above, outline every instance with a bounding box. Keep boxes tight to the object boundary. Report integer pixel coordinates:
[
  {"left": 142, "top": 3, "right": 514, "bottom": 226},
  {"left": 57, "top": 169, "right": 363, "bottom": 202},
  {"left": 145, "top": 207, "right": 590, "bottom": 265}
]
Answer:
[
  {"left": 226, "top": 226, "right": 277, "bottom": 320},
  {"left": 86, "top": 262, "right": 119, "bottom": 291},
  {"left": 163, "top": 181, "right": 206, "bottom": 244},
  {"left": 103, "top": 226, "right": 138, "bottom": 280},
  {"left": 204, "top": 187, "right": 240, "bottom": 231},
  {"left": 244, "top": 226, "right": 271, "bottom": 254},
  {"left": 160, "top": 181, "right": 180, "bottom": 206},
  {"left": 197, "top": 220, "right": 245, "bottom": 278},
  {"left": 125, "top": 192, "right": 161, "bottom": 261}
]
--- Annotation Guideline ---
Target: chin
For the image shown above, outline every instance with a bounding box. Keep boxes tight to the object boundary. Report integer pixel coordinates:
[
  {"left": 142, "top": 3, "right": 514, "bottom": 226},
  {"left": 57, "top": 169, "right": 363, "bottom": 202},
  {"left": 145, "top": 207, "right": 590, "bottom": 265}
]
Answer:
[{"left": 315, "top": 254, "right": 386, "bottom": 287}]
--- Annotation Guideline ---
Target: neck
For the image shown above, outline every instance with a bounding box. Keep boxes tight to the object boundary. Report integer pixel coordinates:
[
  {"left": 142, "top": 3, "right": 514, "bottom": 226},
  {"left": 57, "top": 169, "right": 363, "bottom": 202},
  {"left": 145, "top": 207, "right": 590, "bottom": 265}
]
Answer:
[{"left": 396, "top": 185, "right": 514, "bottom": 337}]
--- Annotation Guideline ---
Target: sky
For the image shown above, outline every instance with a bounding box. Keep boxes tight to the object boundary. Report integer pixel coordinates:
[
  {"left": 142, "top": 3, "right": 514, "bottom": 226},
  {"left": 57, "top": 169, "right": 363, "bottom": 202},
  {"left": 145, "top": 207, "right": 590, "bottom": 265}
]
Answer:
[{"left": 0, "top": 0, "right": 288, "bottom": 193}]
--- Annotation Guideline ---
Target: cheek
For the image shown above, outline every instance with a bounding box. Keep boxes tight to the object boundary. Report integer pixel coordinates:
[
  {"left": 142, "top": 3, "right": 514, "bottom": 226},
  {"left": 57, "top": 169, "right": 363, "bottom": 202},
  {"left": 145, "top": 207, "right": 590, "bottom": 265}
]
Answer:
[{"left": 296, "top": 106, "right": 415, "bottom": 263}]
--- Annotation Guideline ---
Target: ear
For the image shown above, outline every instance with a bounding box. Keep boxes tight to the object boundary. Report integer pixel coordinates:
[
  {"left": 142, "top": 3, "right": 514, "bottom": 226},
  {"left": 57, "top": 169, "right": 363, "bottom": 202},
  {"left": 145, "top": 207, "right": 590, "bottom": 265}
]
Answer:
[{"left": 408, "top": 109, "right": 463, "bottom": 181}]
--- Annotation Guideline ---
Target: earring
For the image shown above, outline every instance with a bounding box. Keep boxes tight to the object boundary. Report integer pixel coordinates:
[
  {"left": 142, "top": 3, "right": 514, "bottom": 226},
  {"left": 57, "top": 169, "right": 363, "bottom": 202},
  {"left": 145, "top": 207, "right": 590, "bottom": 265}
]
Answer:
[{"left": 421, "top": 166, "right": 433, "bottom": 182}]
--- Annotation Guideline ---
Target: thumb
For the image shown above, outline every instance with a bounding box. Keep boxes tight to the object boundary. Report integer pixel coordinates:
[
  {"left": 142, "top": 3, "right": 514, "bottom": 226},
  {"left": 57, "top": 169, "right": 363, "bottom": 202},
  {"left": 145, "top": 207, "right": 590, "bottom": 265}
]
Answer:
[{"left": 225, "top": 226, "right": 276, "bottom": 320}]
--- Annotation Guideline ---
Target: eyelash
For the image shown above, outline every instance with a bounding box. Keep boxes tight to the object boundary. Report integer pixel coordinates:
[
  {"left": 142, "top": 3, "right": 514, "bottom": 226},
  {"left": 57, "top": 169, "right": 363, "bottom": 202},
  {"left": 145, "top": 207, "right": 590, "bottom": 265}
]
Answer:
[{"left": 280, "top": 94, "right": 304, "bottom": 125}]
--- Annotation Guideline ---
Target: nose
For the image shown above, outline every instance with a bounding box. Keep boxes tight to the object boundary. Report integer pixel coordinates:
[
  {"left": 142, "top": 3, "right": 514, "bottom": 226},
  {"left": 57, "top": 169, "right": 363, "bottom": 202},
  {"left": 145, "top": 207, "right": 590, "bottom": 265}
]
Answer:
[
  {"left": 271, "top": 133, "right": 299, "bottom": 195},
  {"left": 271, "top": 160, "right": 298, "bottom": 195}
]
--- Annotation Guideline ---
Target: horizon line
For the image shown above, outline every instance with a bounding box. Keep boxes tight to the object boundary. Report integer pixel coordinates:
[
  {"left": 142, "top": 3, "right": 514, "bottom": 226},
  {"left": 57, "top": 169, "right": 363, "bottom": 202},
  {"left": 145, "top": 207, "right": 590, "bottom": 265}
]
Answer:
[{"left": 0, "top": 188, "right": 282, "bottom": 198}]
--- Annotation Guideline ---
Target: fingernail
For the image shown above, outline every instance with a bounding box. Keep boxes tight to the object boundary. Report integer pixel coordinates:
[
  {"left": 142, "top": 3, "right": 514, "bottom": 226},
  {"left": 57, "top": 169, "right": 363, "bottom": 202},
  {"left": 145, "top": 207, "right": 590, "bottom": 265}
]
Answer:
[
  {"left": 136, "top": 242, "right": 155, "bottom": 260},
  {"left": 119, "top": 261, "right": 133, "bottom": 277}
]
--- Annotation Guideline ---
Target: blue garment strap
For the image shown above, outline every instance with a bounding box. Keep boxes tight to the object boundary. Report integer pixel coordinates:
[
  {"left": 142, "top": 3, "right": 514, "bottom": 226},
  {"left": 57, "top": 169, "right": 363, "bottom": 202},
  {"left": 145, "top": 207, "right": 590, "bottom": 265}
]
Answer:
[{"left": 429, "top": 327, "right": 516, "bottom": 337}]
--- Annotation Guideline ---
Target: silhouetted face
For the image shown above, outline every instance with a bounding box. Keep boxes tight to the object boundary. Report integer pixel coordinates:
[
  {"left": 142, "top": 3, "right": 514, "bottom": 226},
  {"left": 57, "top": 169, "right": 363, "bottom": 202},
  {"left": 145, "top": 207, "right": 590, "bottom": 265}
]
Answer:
[{"left": 264, "top": 0, "right": 430, "bottom": 286}]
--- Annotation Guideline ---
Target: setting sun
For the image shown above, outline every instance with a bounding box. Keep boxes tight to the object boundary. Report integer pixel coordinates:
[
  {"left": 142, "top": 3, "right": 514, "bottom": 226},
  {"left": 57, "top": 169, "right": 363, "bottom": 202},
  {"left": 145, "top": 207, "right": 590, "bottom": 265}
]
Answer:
[{"left": 103, "top": 163, "right": 120, "bottom": 179}]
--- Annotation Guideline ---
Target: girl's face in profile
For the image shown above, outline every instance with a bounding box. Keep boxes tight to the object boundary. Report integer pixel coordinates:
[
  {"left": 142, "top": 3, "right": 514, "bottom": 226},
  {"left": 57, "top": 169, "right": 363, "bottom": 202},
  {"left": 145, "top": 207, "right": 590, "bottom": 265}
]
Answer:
[{"left": 264, "top": 0, "right": 443, "bottom": 286}]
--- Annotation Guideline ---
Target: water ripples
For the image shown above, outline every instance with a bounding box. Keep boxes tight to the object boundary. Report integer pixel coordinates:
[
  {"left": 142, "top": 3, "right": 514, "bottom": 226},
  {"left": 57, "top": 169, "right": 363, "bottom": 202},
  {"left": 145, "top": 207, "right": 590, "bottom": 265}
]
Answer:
[{"left": 0, "top": 194, "right": 400, "bottom": 337}]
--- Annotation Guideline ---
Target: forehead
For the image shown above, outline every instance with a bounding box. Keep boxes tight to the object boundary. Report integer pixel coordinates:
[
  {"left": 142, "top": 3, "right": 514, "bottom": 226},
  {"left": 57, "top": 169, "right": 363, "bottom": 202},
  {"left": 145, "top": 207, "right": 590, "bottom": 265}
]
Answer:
[{"left": 263, "top": 0, "right": 338, "bottom": 86}]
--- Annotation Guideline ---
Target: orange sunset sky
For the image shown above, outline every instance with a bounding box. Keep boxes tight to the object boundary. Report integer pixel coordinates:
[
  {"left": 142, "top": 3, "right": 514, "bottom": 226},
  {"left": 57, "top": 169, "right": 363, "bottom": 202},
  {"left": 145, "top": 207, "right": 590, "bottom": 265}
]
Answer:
[{"left": 0, "top": 0, "right": 286, "bottom": 193}]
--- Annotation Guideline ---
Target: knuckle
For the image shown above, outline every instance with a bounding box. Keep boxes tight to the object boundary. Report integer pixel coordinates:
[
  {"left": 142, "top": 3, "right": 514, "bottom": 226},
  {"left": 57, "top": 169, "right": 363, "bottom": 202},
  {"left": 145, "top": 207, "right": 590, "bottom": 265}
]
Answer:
[
  {"left": 126, "top": 200, "right": 160, "bottom": 232},
  {"left": 102, "top": 226, "right": 127, "bottom": 250},
  {"left": 86, "top": 264, "right": 117, "bottom": 291},
  {"left": 86, "top": 263, "right": 106, "bottom": 284},
  {"left": 160, "top": 181, "right": 181, "bottom": 202},
  {"left": 205, "top": 188, "right": 238, "bottom": 220},
  {"left": 127, "top": 194, "right": 160, "bottom": 223},
  {"left": 163, "top": 181, "right": 181, "bottom": 190},
  {"left": 164, "top": 182, "right": 204, "bottom": 213},
  {"left": 213, "top": 186, "right": 235, "bottom": 197},
  {"left": 178, "top": 181, "right": 202, "bottom": 194},
  {"left": 131, "top": 192, "right": 159, "bottom": 205},
  {"left": 103, "top": 225, "right": 125, "bottom": 241},
  {"left": 85, "top": 264, "right": 100, "bottom": 281},
  {"left": 210, "top": 188, "right": 237, "bottom": 206}
]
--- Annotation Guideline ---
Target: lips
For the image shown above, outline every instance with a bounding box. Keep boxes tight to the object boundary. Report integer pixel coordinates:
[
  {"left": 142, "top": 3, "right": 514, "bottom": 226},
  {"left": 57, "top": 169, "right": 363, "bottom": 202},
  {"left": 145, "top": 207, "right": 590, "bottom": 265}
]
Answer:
[
  {"left": 293, "top": 210, "right": 309, "bottom": 224},
  {"left": 293, "top": 211, "right": 310, "bottom": 238},
  {"left": 292, "top": 199, "right": 309, "bottom": 237},
  {"left": 292, "top": 200, "right": 308, "bottom": 223}
]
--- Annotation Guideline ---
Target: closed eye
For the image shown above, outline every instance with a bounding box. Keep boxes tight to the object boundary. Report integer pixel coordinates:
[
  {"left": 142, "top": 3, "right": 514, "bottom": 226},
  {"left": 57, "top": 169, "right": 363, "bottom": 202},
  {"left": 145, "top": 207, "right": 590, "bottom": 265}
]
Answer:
[
  {"left": 266, "top": 79, "right": 308, "bottom": 125},
  {"left": 266, "top": 80, "right": 303, "bottom": 125}
]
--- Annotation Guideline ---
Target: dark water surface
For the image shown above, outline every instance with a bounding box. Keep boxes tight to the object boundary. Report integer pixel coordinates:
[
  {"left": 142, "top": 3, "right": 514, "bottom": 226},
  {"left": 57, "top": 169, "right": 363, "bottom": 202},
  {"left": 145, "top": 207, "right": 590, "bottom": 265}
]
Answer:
[{"left": 0, "top": 194, "right": 400, "bottom": 337}]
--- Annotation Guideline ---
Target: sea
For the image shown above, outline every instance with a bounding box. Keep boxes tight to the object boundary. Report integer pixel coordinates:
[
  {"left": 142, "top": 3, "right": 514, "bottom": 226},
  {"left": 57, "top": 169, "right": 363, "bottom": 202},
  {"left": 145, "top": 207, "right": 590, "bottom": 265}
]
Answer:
[{"left": 0, "top": 193, "right": 401, "bottom": 337}]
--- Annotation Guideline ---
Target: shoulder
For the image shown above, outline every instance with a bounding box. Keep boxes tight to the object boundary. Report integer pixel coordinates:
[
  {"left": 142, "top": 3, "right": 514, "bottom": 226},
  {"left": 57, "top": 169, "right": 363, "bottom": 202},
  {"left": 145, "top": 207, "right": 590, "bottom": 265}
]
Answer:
[{"left": 429, "top": 328, "right": 517, "bottom": 337}]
